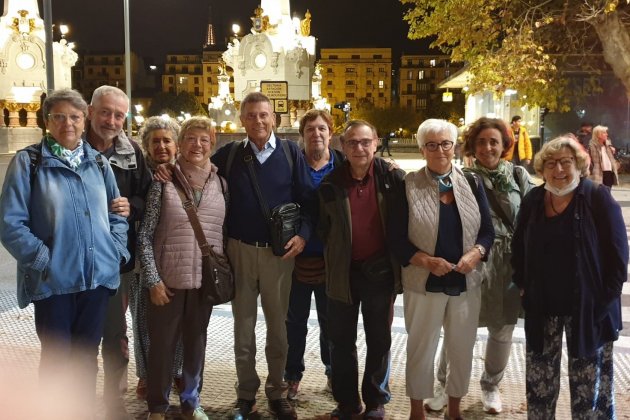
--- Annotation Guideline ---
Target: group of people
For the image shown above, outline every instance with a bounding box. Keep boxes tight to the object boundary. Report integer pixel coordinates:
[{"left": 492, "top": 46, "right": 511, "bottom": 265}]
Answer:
[{"left": 0, "top": 87, "right": 626, "bottom": 420}]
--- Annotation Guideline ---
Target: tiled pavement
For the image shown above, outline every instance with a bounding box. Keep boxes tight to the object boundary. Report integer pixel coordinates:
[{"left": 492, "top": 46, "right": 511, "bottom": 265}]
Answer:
[
  {"left": 1, "top": 155, "right": 630, "bottom": 419},
  {"left": 1, "top": 295, "right": 630, "bottom": 419}
]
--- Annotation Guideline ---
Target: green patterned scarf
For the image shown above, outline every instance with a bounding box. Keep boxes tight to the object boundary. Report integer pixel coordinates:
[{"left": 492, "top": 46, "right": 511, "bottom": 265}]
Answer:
[
  {"left": 46, "top": 134, "right": 84, "bottom": 170},
  {"left": 470, "top": 159, "right": 516, "bottom": 193}
]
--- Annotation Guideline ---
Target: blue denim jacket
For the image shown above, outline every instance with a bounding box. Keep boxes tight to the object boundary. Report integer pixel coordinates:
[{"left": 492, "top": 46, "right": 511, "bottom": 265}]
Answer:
[{"left": 0, "top": 139, "right": 130, "bottom": 308}]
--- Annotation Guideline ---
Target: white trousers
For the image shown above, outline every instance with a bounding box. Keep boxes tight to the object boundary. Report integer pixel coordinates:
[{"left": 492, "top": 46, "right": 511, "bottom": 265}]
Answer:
[{"left": 404, "top": 288, "right": 481, "bottom": 399}]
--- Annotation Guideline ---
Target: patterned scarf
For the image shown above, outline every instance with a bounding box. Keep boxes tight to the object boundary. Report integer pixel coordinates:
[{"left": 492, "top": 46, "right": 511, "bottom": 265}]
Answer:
[
  {"left": 46, "top": 134, "right": 84, "bottom": 170},
  {"left": 471, "top": 159, "right": 515, "bottom": 193},
  {"left": 428, "top": 168, "right": 453, "bottom": 193}
]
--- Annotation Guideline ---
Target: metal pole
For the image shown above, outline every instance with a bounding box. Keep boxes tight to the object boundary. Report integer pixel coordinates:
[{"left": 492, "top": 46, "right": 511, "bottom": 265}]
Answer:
[
  {"left": 124, "top": 0, "right": 132, "bottom": 138},
  {"left": 43, "top": 0, "right": 55, "bottom": 93}
]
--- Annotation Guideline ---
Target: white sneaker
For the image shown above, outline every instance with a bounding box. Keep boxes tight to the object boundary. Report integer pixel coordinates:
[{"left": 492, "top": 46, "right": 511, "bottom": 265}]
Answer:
[
  {"left": 183, "top": 407, "right": 209, "bottom": 420},
  {"left": 481, "top": 389, "right": 503, "bottom": 414},
  {"left": 424, "top": 383, "right": 447, "bottom": 411}
]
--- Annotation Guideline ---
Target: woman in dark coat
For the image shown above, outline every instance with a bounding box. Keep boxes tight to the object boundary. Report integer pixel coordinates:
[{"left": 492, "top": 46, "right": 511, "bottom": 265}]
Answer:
[{"left": 512, "top": 136, "right": 628, "bottom": 419}]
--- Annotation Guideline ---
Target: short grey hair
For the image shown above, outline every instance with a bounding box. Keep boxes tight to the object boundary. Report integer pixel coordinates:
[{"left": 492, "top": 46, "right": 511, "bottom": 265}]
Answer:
[
  {"left": 91, "top": 85, "right": 129, "bottom": 109},
  {"left": 240, "top": 91, "right": 272, "bottom": 113},
  {"left": 416, "top": 119, "right": 458, "bottom": 148},
  {"left": 42, "top": 89, "right": 88, "bottom": 117},
  {"left": 139, "top": 116, "right": 180, "bottom": 153},
  {"left": 533, "top": 135, "right": 590, "bottom": 177}
]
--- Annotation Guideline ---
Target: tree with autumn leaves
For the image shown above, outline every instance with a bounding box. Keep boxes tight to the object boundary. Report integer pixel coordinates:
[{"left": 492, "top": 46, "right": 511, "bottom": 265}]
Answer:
[{"left": 401, "top": 0, "right": 630, "bottom": 111}]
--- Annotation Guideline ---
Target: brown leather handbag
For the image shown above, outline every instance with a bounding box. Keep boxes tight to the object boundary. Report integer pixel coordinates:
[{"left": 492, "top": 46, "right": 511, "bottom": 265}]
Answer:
[{"left": 172, "top": 167, "right": 234, "bottom": 306}]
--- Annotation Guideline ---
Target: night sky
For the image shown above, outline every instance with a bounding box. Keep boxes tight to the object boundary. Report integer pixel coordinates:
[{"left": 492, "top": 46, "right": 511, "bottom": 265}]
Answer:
[{"left": 27, "top": 0, "right": 431, "bottom": 62}]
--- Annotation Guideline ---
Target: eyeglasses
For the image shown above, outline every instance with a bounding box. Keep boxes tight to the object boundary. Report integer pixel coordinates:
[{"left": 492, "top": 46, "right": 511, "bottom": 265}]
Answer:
[
  {"left": 48, "top": 113, "right": 84, "bottom": 124},
  {"left": 544, "top": 157, "right": 575, "bottom": 170},
  {"left": 424, "top": 141, "right": 454, "bottom": 152},
  {"left": 184, "top": 136, "right": 212, "bottom": 146},
  {"left": 344, "top": 139, "right": 373, "bottom": 148}
]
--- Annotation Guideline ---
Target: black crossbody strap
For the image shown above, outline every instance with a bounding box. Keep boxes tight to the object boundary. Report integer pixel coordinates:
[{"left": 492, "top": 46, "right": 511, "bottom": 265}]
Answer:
[
  {"left": 243, "top": 145, "right": 272, "bottom": 221},
  {"left": 171, "top": 166, "right": 212, "bottom": 257}
]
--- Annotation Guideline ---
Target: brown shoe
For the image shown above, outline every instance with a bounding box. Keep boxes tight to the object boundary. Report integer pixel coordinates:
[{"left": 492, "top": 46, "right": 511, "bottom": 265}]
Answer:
[
  {"left": 136, "top": 378, "right": 147, "bottom": 400},
  {"left": 268, "top": 398, "right": 297, "bottom": 420}
]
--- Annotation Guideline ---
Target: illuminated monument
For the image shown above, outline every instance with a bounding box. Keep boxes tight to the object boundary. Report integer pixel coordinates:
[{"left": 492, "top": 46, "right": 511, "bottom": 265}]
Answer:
[
  {"left": 222, "top": 0, "right": 316, "bottom": 128},
  {"left": 0, "top": 0, "right": 78, "bottom": 152}
]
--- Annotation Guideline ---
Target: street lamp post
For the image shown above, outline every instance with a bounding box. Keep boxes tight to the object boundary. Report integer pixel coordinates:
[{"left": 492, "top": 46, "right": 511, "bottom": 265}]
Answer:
[
  {"left": 124, "top": 0, "right": 133, "bottom": 139},
  {"left": 43, "top": 0, "right": 54, "bottom": 93}
]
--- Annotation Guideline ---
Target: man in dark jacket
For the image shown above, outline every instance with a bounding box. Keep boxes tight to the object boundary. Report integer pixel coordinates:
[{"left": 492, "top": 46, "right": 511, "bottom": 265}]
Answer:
[
  {"left": 284, "top": 109, "right": 344, "bottom": 400},
  {"left": 85, "top": 85, "right": 152, "bottom": 420},
  {"left": 318, "top": 120, "right": 404, "bottom": 420}
]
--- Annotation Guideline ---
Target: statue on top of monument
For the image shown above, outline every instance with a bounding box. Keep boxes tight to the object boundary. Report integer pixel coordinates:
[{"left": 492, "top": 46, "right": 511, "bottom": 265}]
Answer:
[{"left": 300, "top": 9, "right": 311, "bottom": 36}]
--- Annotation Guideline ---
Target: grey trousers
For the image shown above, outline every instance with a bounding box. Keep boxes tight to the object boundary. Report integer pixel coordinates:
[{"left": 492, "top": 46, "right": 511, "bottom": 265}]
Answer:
[{"left": 436, "top": 323, "right": 515, "bottom": 392}]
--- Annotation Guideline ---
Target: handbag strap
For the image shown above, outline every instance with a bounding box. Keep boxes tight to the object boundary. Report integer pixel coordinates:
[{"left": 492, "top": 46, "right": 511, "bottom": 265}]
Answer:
[
  {"left": 171, "top": 166, "right": 212, "bottom": 257},
  {"left": 242, "top": 145, "right": 272, "bottom": 221}
]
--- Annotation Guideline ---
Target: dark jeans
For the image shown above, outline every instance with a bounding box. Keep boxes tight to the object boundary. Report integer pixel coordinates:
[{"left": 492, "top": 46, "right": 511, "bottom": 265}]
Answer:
[
  {"left": 328, "top": 266, "right": 394, "bottom": 408},
  {"left": 34, "top": 286, "right": 111, "bottom": 403},
  {"left": 102, "top": 271, "right": 132, "bottom": 404},
  {"left": 285, "top": 276, "right": 331, "bottom": 381}
]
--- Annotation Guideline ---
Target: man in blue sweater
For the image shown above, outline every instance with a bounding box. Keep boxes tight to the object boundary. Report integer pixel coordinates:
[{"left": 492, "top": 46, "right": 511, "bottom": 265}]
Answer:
[
  {"left": 284, "top": 109, "right": 344, "bottom": 401},
  {"left": 211, "top": 92, "right": 315, "bottom": 420}
]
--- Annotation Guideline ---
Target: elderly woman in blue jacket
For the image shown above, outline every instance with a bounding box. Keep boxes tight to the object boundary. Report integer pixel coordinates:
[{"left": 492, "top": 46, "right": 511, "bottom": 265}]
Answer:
[
  {"left": 0, "top": 89, "right": 129, "bottom": 412},
  {"left": 512, "top": 136, "right": 628, "bottom": 418}
]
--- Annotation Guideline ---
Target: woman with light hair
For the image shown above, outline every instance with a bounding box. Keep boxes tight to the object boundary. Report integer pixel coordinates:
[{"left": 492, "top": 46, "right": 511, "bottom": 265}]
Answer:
[
  {"left": 139, "top": 116, "right": 226, "bottom": 420},
  {"left": 588, "top": 125, "right": 618, "bottom": 187},
  {"left": 130, "top": 116, "right": 184, "bottom": 400},
  {"left": 389, "top": 119, "right": 494, "bottom": 420},
  {"left": 512, "top": 136, "right": 627, "bottom": 418}
]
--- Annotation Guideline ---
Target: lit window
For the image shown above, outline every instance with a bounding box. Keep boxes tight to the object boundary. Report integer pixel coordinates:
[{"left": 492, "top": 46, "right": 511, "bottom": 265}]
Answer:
[
  {"left": 378, "top": 80, "right": 384, "bottom": 89},
  {"left": 429, "top": 59, "right": 436, "bottom": 67}
]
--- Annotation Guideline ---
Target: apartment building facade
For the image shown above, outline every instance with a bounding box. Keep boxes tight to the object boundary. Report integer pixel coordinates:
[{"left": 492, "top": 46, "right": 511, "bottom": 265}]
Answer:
[{"left": 319, "top": 48, "right": 393, "bottom": 109}]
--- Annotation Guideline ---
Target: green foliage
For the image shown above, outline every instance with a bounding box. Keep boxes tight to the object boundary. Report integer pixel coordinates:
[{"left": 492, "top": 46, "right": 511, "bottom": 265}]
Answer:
[{"left": 401, "top": 0, "right": 630, "bottom": 111}]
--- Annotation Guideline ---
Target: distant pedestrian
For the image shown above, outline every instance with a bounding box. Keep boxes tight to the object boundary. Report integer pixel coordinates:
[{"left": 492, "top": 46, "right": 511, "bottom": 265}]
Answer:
[
  {"left": 505, "top": 116, "right": 532, "bottom": 168},
  {"left": 588, "top": 125, "right": 618, "bottom": 188},
  {"left": 512, "top": 136, "right": 628, "bottom": 419},
  {"left": 380, "top": 132, "right": 393, "bottom": 157},
  {"left": 575, "top": 122, "right": 593, "bottom": 149}
]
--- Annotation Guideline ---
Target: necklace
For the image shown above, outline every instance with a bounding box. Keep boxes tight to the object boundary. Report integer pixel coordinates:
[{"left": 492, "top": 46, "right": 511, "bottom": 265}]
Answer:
[{"left": 547, "top": 193, "right": 561, "bottom": 215}]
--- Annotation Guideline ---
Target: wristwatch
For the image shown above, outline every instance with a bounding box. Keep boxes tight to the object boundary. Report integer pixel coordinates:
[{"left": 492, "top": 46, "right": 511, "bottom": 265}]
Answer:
[{"left": 474, "top": 244, "right": 486, "bottom": 258}]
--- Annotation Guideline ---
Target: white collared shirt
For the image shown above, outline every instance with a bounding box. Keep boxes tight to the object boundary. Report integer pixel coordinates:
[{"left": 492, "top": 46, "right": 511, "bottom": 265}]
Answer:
[{"left": 247, "top": 133, "right": 277, "bottom": 164}]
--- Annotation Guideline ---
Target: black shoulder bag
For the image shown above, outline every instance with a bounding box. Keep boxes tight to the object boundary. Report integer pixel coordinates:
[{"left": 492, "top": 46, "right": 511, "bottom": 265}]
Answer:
[
  {"left": 171, "top": 166, "right": 234, "bottom": 305},
  {"left": 242, "top": 143, "right": 301, "bottom": 256}
]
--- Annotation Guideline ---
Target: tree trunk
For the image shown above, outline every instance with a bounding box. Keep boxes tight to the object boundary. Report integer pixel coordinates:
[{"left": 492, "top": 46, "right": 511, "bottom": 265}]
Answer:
[{"left": 592, "top": 11, "right": 630, "bottom": 97}]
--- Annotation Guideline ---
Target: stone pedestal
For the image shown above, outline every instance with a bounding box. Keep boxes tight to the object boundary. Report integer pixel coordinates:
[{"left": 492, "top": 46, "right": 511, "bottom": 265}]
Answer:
[
  {"left": 0, "top": 127, "right": 42, "bottom": 153},
  {"left": 280, "top": 113, "right": 291, "bottom": 128}
]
